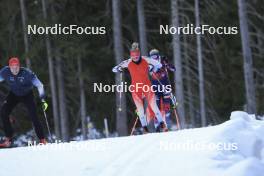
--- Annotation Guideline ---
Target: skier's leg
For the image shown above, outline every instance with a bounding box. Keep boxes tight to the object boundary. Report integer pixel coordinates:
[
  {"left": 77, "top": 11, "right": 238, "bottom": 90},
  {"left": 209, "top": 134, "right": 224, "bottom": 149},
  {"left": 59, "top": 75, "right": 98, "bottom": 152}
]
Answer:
[
  {"left": 154, "top": 118, "right": 159, "bottom": 129},
  {"left": 145, "top": 103, "right": 155, "bottom": 123},
  {"left": 0, "top": 92, "right": 18, "bottom": 138},
  {"left": 154, "top": 93, "right": 162, "bottom": 129},
  {"left": 146, "top": 91, "right": 164, "bottom": 124},
  {"left": 22, "top": 91, "right": 45, "bottom": 140},
  {"left": 132, "top": 92, "right": 147, "bottom": 127},
  {"left": 163, "top": 92, "right": 172, "bottom": 128},
  {"left": 155, "top": 92, "right": 162, "bottom": 111},
  {"left": 146, "top": 91, "right": 168, "bottom": 132}
]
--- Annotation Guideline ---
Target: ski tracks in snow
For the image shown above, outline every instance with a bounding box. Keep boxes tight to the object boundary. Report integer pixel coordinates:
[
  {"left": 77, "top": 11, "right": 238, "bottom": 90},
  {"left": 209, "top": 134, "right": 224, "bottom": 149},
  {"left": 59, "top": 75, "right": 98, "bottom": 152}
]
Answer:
[{"left": 96, "top": 134, "right": 159, "bottom": 176}]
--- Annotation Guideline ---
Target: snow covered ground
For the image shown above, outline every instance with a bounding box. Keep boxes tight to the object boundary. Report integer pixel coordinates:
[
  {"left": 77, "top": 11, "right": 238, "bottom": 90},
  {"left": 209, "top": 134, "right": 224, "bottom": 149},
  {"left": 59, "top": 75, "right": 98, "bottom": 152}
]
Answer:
[{"left": 0, "top": 111, "right": 263, "bottom": 176}]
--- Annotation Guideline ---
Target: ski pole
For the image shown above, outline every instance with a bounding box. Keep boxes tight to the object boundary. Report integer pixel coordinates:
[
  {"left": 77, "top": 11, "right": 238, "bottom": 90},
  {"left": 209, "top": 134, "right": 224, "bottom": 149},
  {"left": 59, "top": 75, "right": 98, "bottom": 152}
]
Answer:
[
  {"left": 170, "top": 93, "right": 181, "bottom": 130},
  {"left": 130, "top": 116, "right": 139, "bottom": 136},
  {"left": 173, "top": 107, "right": 181, "bottom": 130},
  {"left": 118, "top": 72, "right": 122, "bottom": 112},
  {"left": 43, "top": 110, "right": 53, "bottom": 142}
]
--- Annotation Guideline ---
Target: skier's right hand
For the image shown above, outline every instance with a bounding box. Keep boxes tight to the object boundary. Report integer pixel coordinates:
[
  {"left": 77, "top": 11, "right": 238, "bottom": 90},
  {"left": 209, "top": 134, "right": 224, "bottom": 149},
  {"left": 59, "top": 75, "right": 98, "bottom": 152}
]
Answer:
[
  {"left": 153, "top": 67, "right": 161, "bottom": 73},
  {"left": 112, "top": 66, "right": 123, "bottom": 73}
]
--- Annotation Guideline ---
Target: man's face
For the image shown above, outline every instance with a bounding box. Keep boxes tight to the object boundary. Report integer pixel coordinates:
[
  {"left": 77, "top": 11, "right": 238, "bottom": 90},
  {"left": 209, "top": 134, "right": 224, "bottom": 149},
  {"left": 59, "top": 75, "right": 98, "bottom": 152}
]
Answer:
[{"left": 10, "top": 65, "right": 20, "bottom": 75}]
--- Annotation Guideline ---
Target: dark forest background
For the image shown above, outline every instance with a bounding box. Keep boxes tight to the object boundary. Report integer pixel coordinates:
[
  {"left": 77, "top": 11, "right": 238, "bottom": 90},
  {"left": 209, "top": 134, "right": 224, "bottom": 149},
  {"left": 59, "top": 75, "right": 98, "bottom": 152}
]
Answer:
[{"left": 0, "top": 0, "right": 263, "bottom": 141}]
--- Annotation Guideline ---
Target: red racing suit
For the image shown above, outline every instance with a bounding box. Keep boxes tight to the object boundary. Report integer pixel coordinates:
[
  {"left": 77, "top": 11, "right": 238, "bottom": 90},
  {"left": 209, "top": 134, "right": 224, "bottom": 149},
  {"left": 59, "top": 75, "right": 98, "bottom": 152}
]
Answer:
[{"left": 112, "top": 56, "right": 164, "bottom": 127}]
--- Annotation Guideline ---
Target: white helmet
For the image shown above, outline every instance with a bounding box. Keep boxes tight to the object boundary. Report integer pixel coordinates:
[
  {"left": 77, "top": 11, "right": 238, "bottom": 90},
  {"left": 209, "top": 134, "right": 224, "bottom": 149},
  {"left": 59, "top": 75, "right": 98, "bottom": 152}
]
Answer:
[{"left": 149, "top": 49, "right": 160, "bottom": 62}]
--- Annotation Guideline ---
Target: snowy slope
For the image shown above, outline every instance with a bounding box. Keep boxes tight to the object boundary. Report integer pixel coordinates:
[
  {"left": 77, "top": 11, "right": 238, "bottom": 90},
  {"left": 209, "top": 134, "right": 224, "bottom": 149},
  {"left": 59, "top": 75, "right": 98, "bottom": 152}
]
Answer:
[{"left": 0, "top": 111, "right": 263, "bottom": 176}]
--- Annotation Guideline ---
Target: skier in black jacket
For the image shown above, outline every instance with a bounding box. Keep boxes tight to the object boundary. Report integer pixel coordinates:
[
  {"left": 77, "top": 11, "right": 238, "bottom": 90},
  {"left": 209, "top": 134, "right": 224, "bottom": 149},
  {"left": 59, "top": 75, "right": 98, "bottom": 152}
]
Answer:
[{"left": 0, "top": 57, "right": 48, "bottom": 147}]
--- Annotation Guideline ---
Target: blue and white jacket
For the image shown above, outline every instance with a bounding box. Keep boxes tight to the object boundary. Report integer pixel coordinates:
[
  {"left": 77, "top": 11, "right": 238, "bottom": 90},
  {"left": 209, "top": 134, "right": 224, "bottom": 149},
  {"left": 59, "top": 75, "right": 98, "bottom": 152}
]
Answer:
[{"left": 0, "top": 66, "right": 45, "bottom": 99}]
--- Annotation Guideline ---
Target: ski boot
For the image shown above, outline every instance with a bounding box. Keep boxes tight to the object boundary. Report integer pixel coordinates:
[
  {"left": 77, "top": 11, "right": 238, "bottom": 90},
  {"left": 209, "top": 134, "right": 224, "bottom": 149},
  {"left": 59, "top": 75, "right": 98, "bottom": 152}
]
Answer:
[
  {"left": 39, "top": 138, "right": 48, "bottom": 145},
  {"left": 0, "top": 137, "right": 12, "bottom": 148},
  {"left": 142, "top": 126, "right": 149, "bottom": 134},
  {"left": 156, "top": 122, "right": 168, "bottom": 132}
]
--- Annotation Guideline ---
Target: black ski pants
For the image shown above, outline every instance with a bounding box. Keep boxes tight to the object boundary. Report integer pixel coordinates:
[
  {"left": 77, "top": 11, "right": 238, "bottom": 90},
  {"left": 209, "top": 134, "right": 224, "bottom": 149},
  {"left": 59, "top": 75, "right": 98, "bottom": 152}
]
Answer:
[{"left": 0, "top": 91, "right": 45, "bottom": 139}]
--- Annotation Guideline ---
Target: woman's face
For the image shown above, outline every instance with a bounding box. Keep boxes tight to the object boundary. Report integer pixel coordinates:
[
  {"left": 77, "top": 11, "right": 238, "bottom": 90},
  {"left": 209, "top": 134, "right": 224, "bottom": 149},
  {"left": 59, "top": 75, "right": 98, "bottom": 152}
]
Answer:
[{"left": 131, "top": 51, "right": 140, "bottom": 62}]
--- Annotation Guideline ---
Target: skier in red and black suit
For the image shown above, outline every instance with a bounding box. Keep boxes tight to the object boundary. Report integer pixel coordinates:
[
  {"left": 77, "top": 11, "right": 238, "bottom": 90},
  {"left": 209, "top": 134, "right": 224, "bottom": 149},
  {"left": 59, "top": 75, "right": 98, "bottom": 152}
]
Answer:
[
  {"left": 112, "top": 43, "right": 168, "bottom": 133},
  {"left": 148, "top": 49, "right": 176, "bottom": 130}
]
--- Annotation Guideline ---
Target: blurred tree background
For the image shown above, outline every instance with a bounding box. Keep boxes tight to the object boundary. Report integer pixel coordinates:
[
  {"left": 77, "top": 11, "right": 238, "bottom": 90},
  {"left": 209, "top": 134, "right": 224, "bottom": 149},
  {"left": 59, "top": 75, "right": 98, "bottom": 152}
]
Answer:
[{"left": 0, "top": 0, "right": 263, "bottom": 141}]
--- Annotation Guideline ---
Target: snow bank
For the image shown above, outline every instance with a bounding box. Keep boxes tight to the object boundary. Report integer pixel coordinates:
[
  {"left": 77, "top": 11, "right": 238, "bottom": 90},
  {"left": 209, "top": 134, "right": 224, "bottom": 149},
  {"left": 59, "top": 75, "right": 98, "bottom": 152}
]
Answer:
[
  {"left": 0, "top": 111, "right": 263, "bottom": 176},
  {"left": 223, "top": 157, "right": 264, "bottom": 176},
  {"left": 211, "top": 111, "right": 264, "bottom": 176}
]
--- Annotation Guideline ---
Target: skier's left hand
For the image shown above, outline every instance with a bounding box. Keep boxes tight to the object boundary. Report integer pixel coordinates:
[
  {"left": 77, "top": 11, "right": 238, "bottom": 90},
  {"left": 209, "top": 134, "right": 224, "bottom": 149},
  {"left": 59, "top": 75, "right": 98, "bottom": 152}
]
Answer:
[{"left": 41, "top": 99, "right": 48, "bottom": 111}]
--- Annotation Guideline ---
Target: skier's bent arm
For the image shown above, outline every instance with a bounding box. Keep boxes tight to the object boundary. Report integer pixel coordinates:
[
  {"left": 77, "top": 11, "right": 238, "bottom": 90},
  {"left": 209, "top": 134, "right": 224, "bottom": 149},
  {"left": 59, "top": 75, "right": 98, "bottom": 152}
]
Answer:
[
  {"left": 144, "top": 57, "right": 162, "bottom": 72},
  {"left": 0, "top": 75, "right": 4, "bottom": 82},
  {"left": 112, "top": 59, "right": 131, "bottom": 73},
  {"left": 164, "top": 61, "right": 176, "bottom": 72},
  {"left": 32, "top": 75, "right": 45, "bottom": 99},
  {"left": 32, "top": 75, "right": 48, "bottom": 111},
  {"left": 0, "top": 68, "right": 4, "bottom": 82},
  {"left": 167, "top": 64, "right": 176, "bottom": 72}
]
